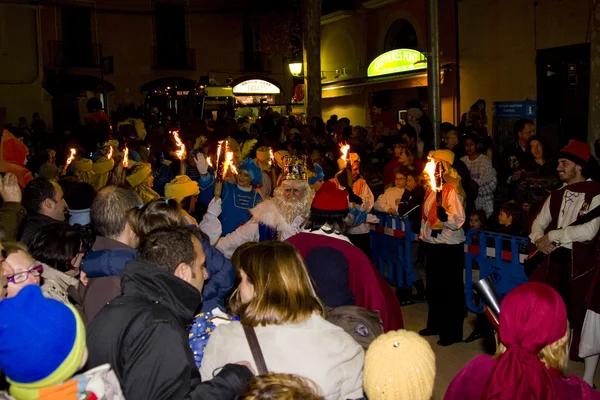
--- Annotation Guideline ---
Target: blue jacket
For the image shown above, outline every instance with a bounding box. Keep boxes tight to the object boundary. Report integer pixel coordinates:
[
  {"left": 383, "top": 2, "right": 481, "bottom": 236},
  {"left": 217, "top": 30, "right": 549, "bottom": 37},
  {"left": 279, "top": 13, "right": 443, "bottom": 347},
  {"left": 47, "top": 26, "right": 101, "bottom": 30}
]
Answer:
[
  {"left": 82, "top": 248, "right": 137, "bottom": 278},
  {"left": 200, "top": 239, "right": 235, "bottom": 312}
]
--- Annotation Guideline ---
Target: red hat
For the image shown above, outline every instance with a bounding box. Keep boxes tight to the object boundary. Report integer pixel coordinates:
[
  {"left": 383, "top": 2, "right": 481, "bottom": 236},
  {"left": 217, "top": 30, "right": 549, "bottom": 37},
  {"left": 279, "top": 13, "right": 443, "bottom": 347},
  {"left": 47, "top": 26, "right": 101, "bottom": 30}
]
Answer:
[
  {"left": 559, "top": 140, "right": 591, "bottom": 166},
  {"left": 311, "top": 181, "right": 349, "bottom": 216}
]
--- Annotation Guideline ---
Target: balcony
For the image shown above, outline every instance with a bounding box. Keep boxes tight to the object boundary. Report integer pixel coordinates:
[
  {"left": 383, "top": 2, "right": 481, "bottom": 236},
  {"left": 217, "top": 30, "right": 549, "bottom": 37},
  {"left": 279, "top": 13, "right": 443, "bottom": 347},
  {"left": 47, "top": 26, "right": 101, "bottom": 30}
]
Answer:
[
  {"left": 240, "top": 52, "right": 272, "bottom": 73},
  {"left": 49, "top": 41, "right": 103, "bottom": 68},
  {"left": 153, "top": 46, "right": 196, "bottom": 71}
]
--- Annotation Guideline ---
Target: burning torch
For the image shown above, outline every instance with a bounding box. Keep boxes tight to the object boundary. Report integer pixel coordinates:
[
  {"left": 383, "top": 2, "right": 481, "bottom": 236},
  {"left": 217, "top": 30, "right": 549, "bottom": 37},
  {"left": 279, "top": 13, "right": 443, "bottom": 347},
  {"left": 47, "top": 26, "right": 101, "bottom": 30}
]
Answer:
[
  {"left": 107, "top": 146, "right": 113, "bottom": 160},
  {"left": 424, "top": 155, "right": 444, "bottom": 203},
  {"left": 63, "top": 148, "right": 76, "bottom": 173},
  {"left": 340, "top": 143, "right": 352, "bottom": 188},
  {"left": 170, "top": 130, "right": 186, "bottom": 176}
]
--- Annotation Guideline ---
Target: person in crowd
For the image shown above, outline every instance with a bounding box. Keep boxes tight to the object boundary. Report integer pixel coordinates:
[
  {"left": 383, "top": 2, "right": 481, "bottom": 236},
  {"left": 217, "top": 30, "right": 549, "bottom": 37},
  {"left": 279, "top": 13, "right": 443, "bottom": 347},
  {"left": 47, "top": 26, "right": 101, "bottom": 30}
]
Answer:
[
  {"left": 73, "top": 158, "right": 95, "bottom": 186},
  {"left": 374, "top": 167, "right": 412, "bottom": 215},
  {"left": 127, "top": 197, "right": 235, "bottom": 312},
  {"left": 419, "top": 149, "right": 466, "bottom": 346},
  {"left": 239, "top": 374, "right": 325, "bottom": 400},
  {"left": 0, "top": 129, "right": 33, "bottom": 189},
  {"left": 383, "top": 140, "right": 406, "bottom": 186},
  {"left": 333, "top": 153, "right": 375, "bottom": 259},
  {"left": 444, "top": 129, "right": 466, "bottom": 160},
  {"left": 206, "top": 155, "right": 314, "bottom": 259},
  {"left": 499, "top": 118, "right": 535, "bottom": 188},
  {"left": 445, "top": 282, "right": 600, "bottom": 399},
  {"left": 515, "top": 135, "right": 560, "bottom": 213},
  {"left": 308, "top": 161, "right": 325, "bottom": 192},
  {"left": 468, "top": 209, "right": 486, "bottom": 231},
  {"left": 464, "top": 99, "right": 488, "bottom": 134},
  {"left": 497, "top": 200, "right": 524, "bottom": 236},
  {"left": 92, "top": 153, "right": 115, "bottom": 192},
  {"left": 529, "top": 140, "right": 600, "bottom": 385},
  {"left": 38, "top": 161, "right": 60, "bottom": 180},
  {"left": 19, "top": 177, "right": 68, "bottom": 247},
  {"left": 80, "top": 186, "right": 140, "bottom": 323},
  {"left": 200, "top": 241, "right": 364, "bottom": 400},
  {"left": 461, "top": 133, "right": 497, "bottom": 218},
  {"left": 305, "top": 246, "right": 383, "bottom": 350},
  {"left": 63, "top": 181, "right": 96, "bottom": 226},
  {"left": 196, "top": 155, "right": 263, "bottom": 236},
  {"left": 86, "top": 226, "right": 253, "bottom": 400},
  {"left": 164, "top": 174, "right": 201, "bottom": 224},
  {"left": 0, "top": 285, "right": 124, "bottom": 399},
  {"left": 0, "top": 173, "right": 26, "bottom": 241},
  {"left": 3, "top": 241, "right": 42, "bottom": 299},
  {"left": 29, "top": 222, "right": 93, "bottom": 304},
  {"left": 152, "top": 152, "right": 175, "bottom": 196},
  {"left": 254, "top": 146, "right": 274, "bottom": 199},
  {"left": 287, "top": 181, "right": 403, "bottom": 332},
  {"left": 126, "top": 162, "right": 159, "bottom": 204},
  {"left": 364, "top": 330, "right": 435, "bottom": 400}
]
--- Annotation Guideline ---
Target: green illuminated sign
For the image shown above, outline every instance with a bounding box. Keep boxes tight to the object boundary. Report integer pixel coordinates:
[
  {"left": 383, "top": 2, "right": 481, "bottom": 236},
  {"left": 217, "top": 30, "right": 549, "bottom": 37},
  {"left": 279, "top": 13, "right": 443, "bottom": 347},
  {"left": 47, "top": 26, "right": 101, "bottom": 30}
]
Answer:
[{"left": 367, "top": 49, "right": 427, "bottom": 77}]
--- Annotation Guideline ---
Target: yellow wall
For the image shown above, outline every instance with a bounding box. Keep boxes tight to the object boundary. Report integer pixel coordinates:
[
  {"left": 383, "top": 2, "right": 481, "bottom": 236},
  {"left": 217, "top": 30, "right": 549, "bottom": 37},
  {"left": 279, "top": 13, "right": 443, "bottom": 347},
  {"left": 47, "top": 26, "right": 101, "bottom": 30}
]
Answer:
[
  {"left": 323, "top": 94, "right": 368, "bottom": 126},
  {"left": 458, "top": 0, "right": 589, "bottom": 114},
  {"left": 0, "top": 5, "right": 47, "bottom": 126}
]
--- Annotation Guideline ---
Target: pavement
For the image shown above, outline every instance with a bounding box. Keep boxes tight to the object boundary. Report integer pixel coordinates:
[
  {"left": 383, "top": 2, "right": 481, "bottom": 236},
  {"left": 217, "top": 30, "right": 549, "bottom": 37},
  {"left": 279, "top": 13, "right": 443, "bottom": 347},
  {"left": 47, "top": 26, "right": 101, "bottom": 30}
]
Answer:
[{"left": 401, "top": 302, "right": 600, "bottom": 399}]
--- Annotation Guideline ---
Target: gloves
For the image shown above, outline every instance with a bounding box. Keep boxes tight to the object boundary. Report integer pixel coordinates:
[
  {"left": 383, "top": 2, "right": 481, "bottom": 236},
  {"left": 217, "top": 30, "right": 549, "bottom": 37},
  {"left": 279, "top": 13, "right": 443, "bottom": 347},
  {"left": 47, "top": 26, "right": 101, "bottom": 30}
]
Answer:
[
  {"left": 207, "top": 198, "right": 222, "bottom": 217},
  {"left": 348, "top": 190, "right": 363, "bottom": 206},
  {"left": 436, "top": 206, "right": 448, "bottom": 222},
  {"left": 195, "top": 153, "right": 209, "bottom": 175},
  {"left": 366, "top": 213, "right": 380, "bottom": 224}
]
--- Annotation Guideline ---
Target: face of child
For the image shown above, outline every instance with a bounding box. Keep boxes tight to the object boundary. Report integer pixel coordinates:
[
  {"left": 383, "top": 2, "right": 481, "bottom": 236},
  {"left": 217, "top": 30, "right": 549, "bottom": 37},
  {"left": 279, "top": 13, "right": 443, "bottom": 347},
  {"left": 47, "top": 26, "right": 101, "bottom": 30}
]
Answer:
[
  {"left": 498, "top": 211, "right": 511, "bottom": 226},
  {"left": 395, "top": 173, "right": 407, "bottom": 189},
  {"left": 406, "top": 175, "right": 417, "bottom": 191},
  {"left": 469, "top": 215, "right": 482, "bottom": 230}
]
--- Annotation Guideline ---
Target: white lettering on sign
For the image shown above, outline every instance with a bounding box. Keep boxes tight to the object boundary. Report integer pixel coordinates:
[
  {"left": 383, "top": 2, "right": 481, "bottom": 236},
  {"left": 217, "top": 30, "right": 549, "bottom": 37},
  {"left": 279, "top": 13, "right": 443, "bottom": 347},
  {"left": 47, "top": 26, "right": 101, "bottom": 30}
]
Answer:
[
  {"left": 232, "top": 79, "right": 281, "bottom": 95},
  {"left": 367, "top": 48, "right": 427, "bottom": 77}
]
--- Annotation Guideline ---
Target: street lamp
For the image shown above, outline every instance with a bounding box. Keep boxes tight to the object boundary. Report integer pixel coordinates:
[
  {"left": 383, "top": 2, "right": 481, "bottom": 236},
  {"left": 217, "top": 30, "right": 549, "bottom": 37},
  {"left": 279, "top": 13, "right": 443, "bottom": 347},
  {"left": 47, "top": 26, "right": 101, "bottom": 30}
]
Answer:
[{"left": 289, "top": 59, "right": 303, "bottom": 77}]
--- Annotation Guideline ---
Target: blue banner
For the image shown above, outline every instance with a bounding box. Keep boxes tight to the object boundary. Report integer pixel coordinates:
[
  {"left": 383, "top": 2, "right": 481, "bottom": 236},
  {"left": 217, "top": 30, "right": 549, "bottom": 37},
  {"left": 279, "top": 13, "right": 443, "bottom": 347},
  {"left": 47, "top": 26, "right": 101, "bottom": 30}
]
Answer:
[{"left": 493, "top": 101, "right": 537, "bottom": 119}]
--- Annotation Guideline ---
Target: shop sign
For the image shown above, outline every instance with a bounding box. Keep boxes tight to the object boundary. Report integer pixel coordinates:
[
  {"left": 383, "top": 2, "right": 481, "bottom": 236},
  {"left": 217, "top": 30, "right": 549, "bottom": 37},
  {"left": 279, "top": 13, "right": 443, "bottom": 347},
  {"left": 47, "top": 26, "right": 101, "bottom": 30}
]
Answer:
[
  {"left": 367, "top": 49, "right": 427, "bottom": 77},
  {"left": 233, "top": 79, "right": 281, "bottom": 95},
  {"left": 493, "top": 101, "right": 537, "bottom": 119}
]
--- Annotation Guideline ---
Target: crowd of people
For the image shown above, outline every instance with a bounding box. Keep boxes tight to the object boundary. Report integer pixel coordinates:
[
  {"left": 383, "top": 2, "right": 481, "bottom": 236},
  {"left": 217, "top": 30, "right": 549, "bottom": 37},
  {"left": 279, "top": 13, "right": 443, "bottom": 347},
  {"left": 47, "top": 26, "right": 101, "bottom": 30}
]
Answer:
[{"left": 0, "top": 96, "right": 598, "bottom": 399}]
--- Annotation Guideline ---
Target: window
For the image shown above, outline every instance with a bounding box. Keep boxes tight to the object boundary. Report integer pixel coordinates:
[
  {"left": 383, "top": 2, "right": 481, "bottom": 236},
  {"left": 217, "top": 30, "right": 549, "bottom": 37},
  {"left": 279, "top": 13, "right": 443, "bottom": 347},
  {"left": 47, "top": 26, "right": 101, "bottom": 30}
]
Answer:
[
  {"left": 155, "top": 5, "right": 193, "bottom": 69},
  {"left": 61, "top": 6, "right": 95, "bottom": 67},
  {"left": 384, "top": 19, "right": 418, "bottom": 51}
]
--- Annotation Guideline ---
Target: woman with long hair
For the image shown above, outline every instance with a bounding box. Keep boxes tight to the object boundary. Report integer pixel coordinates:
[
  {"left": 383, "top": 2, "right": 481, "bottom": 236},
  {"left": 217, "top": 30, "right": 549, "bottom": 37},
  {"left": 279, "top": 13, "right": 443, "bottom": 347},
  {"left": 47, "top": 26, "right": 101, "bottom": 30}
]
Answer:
[{"left": 200, "top": 241, "right": 364, "bottom": 400}]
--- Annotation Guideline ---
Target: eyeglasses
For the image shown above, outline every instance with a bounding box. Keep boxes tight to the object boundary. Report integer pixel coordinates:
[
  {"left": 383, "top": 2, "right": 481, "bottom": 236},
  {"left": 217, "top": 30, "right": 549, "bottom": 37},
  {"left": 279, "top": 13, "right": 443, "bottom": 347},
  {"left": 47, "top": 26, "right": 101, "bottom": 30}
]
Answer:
[{"left": 6, "top": 264, "right": 43, "bottom": 284}]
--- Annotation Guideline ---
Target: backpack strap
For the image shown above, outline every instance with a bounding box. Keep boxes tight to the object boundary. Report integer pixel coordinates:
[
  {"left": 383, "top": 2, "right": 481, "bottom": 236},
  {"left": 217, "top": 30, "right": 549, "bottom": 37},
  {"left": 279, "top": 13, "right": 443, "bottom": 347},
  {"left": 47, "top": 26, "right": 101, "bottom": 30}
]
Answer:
[{"left": 242, "top": 325, "right": 268, "bottom": 375}]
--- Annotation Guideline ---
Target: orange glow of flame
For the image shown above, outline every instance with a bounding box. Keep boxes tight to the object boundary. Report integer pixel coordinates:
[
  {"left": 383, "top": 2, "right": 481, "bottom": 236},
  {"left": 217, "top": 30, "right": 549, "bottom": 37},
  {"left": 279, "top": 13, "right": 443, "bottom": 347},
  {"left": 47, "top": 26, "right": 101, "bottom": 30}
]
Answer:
[
  {"left": 224, "top": 151, "right": 238, "bottom": 176},
  {"left": 424, "top": 156, "right": 441, "bottom": 192},
  {"left": 340, "top": 143, "right": 350, "bottom": 165},
  {"left": 269, "top": 148, "right": 275, "bottom": 166},
  {"left": 123, "top": 147, "right": 129, "bottom": 168},
  {"left": 170, "top": 130, "right": 186, "bottom": 160},
  {"left": 107, "top": 146, "right": 113, "bottom": 159},
  {"left": 206, "top": 156, "right": 213, "bottom": 168},
  {"left": 64, "top": 148, "right": 76, "bottom": 170}
]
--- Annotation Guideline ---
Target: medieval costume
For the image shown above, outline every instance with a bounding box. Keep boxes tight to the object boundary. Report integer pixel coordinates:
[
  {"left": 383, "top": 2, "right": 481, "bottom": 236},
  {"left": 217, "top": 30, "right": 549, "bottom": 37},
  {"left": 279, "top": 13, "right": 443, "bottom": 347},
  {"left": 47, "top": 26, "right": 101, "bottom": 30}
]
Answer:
[{"left": 126, "top": 162, "right": 159, "bottom": 204}]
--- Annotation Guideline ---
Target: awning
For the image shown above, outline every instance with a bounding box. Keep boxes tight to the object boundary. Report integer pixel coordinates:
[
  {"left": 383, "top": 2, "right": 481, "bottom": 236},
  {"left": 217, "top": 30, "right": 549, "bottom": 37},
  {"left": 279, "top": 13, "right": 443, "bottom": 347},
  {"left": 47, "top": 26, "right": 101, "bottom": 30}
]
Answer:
[
  {"left": 322, "top": 71, "right": 427, "bottom": 99},
  {"left": 231, "top": 76, "right": 282, "bottom": 94}
]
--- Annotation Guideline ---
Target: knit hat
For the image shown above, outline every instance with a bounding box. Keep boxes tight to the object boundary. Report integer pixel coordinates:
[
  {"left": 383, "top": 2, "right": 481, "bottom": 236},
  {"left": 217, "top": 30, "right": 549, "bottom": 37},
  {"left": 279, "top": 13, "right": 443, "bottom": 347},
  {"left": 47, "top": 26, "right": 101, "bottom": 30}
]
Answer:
[
  {"left": 255, "top": 146, "right": 272, "bottom": 171},
  {"left": 364, "top": 330, "right": 435, "bottom": 400},
  {"left": 73, "top": 158, "right": 93, "bottom": 172},
  {"left": 274, "top": 150, "right": 290, "bottom": 169},
  {"left": 430, "top": 149, "right": 455, "bottom": 164},
  {"left": 305, "top": 247, "right": 355, "bottom": 307},
  {"left": 165, "top": 175, "right": 200, "bottom": 202},
  {"left": 337, "top": 153, "right": 360, "bottom": 171},
  {"left": 310, "top": 181, "right": 348, "bottom": 216},
  {"left": 407, "top": 108, "right": 424, "bottom": 120},
  {"left": 239, "top": 158, "right": 263, "bottom": 186},
  {"left": 558, "top": 140, "right": 591, "bottom": 167},
  {"left": 308, "top": 163, "right": 324, "bottom": 185},
  {"left": 0, "top": 285, "right": 86, "bottom": 398},
  {"left": 38, "top": 162, "right": 60, "bottom": 180},
  {"left": 126, "top": 162, "right": 152, "bottom": 187}
]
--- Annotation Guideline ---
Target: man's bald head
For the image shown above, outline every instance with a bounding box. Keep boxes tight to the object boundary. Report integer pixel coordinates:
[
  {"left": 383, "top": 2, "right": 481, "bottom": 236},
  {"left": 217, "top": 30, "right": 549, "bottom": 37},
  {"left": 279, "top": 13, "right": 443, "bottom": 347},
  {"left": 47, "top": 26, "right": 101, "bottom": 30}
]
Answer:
[{"left": 91, "top": 186, "right": 141, "bottom": 239}]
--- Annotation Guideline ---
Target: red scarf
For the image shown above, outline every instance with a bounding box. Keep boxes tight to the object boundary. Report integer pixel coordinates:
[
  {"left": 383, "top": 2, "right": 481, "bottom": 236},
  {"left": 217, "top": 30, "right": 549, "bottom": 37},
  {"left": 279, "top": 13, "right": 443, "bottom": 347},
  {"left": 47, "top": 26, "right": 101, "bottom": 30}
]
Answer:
[{"left": 422, "top": 183, "right": 455, "bottom": 228}]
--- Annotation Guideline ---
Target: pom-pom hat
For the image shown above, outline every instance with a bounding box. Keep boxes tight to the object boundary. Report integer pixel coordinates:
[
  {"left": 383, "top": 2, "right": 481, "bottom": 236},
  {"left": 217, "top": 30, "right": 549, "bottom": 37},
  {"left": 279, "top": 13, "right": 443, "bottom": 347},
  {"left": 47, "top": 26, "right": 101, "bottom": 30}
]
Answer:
[{"left": 310, "top": 181, "right": 349, "bottom": 216}]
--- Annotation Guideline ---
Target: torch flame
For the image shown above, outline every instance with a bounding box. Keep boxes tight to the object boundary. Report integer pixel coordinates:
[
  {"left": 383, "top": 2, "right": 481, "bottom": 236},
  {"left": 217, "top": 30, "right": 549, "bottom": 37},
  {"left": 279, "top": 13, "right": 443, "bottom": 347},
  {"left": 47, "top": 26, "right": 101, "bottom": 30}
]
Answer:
[
  {"left": 340, "top": 143, "right": 351, "bottom": 165},
  {"left": 107, "top": 146, "right": 113, "bottom": 159},
  {"left": 269, "top": 148, "right": 275, "bottom": 166},
  {"left": 424, "top": 156, "right": 441, "bottom": 192},
  {"left": 123, "top": 147, "right": 129, "bottom": 168},
  {"left": 206, "top": 156, "right": 213, "bottom": 168},
  {"left": 216, "top": 140, "right": 223, "bottom": 165},
  {"left": 224, "top": 151, "right": 238, "bottom": 176},
  {"left": 65, "top": 148, "right": 76, "bottom": 169},
  {"left": 170, "top": 130, "right": 186, "bottom": 160}
]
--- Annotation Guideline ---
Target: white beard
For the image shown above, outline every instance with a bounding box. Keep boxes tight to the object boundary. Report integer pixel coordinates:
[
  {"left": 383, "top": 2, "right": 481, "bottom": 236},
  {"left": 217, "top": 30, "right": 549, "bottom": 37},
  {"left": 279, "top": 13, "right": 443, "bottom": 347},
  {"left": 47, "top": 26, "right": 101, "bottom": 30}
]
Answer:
[{"left": 272, "top": 189, "right": 314, "bottom": 225}]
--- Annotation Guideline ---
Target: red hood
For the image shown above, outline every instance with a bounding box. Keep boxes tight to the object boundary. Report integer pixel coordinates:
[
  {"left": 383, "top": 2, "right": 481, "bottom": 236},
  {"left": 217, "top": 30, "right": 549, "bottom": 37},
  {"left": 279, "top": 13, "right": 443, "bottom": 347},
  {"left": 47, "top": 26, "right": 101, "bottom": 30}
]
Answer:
[{"left": 1, "top": 130, "right": 28, "bottom": 166}]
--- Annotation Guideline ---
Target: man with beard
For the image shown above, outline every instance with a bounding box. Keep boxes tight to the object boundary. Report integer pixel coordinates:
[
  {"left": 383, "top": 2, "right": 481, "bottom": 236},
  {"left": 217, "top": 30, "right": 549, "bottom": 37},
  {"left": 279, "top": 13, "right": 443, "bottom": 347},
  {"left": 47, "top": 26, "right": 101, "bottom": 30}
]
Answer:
[{"left": 205, "top": 156, "right": 314, "bottom": 259}]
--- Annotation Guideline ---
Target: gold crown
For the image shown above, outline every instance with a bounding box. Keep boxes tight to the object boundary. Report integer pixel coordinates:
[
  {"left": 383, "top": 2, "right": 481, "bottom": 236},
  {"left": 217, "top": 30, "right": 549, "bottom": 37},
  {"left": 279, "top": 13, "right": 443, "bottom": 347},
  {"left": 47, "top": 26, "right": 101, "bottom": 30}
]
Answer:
[{"left": 282, "top": 155, "right": 308, "bottom": 181}]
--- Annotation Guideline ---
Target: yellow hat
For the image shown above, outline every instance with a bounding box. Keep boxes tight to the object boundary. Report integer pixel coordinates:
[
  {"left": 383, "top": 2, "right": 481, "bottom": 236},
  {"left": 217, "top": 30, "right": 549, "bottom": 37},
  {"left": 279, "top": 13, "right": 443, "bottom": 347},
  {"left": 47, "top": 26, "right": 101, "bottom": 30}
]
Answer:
[
  {"left": 364, "top": 330, "right": 435, "bottom": 400},
  {"left": 165, "top": 175, "right": 200, "bottom": 202},
  {"left": 430, "top": 149, "right": 455, "bottom": 165},
  {"left": 274, "top": 150, "right": 290, "bottom": 169},
  {"left": 255, "top": 146, "right": 272, "bottom": 171},
  {"left": 92, "top": 157, "right": 115, "bottom": 174},
  {"left": 126, "top": 163, "right": 152, "bottom": 188},
  {"left": 73, "top": 158, "right": 93, "bottom": 172}
]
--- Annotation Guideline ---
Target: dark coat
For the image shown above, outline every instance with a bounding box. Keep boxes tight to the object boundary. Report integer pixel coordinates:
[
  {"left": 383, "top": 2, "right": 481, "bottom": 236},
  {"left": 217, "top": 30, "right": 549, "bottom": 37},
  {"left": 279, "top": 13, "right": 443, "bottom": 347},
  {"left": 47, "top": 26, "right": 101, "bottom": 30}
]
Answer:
[
  {"left": 86, "top": 260, "right": 253, "bottom": 400},
  {"left": 0, "top": 202, "right": 26, "bottom": 241},
  {"left": 18, "top": 213, "right": 64, "bottom": 247},
  {"left": 200, "top": 239, "right": 235, "bottom": 312}
]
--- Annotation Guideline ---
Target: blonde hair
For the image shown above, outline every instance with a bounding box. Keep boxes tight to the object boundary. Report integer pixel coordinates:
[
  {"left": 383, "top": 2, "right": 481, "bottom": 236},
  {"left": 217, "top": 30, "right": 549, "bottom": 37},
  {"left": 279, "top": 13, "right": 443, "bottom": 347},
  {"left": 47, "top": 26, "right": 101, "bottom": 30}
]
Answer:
[
  {"left": 238, "top": 373, "right": 324, "bottom": 400},
  {"left": 229, "top": 242, "right": 325, "bottom": 327},
  {"left": 127, "top": 198, "right": 187, "bottom": 238},
  {"left": 495, "top": 322, "right": 570, "bottom": 374}
]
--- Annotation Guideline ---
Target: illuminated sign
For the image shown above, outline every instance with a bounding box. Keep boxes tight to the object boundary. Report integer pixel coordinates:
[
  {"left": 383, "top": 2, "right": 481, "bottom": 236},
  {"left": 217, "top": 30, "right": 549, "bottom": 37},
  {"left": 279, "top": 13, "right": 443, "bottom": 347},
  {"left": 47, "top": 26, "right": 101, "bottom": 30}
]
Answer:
[
  {"left": 232, "top": 79, "right": 281, "bottom": 95},
  {"left": 367, "top": 49, "right": 427, "bottom": 77}
]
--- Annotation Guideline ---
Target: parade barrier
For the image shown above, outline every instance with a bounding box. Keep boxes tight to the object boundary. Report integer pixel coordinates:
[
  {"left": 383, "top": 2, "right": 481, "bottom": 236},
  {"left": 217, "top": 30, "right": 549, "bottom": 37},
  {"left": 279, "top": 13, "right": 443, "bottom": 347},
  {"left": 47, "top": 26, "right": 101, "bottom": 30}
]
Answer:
[
  {"left": 464, "top": 230, "right": 529, "bottom": 313},
  {"left": 370, "top": 211, "right": 416, "bottom": 289}
]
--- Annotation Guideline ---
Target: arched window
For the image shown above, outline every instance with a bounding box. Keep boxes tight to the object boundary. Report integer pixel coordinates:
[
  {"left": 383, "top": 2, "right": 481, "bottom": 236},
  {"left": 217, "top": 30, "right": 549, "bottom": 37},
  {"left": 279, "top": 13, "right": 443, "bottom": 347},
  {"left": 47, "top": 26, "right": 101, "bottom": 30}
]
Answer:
[{"left": 384, "top": 19, "right": 418, "bottom": 51}]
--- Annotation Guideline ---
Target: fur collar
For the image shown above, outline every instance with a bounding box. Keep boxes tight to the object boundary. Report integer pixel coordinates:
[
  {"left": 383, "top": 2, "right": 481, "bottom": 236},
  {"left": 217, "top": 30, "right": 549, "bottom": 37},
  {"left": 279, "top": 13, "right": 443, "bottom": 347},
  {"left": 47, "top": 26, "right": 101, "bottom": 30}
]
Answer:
[{"left": 250, "top": 199, "right": 290, "bottom": 231}]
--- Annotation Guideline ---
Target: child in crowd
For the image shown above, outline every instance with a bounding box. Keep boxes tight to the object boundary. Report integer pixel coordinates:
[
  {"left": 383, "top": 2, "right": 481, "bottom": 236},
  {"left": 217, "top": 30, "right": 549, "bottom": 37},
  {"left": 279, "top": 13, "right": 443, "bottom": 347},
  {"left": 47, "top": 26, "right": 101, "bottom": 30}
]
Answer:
[
  {"left": 468, "top": 209, "right": 487, "bottom": 231},
  {"left": 374, "top": 168, "right": 412, "bottom": 215},
  {"left": 497, "top": 200, "right": 524, "bottom": 236}
]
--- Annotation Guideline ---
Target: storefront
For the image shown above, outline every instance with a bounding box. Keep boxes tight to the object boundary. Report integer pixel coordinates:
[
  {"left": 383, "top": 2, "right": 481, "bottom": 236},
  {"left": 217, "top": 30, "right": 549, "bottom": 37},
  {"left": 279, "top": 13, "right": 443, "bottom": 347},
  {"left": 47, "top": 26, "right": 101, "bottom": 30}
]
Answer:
[{"left": 231, "top": 77, "right": 288, "bottom": 119}]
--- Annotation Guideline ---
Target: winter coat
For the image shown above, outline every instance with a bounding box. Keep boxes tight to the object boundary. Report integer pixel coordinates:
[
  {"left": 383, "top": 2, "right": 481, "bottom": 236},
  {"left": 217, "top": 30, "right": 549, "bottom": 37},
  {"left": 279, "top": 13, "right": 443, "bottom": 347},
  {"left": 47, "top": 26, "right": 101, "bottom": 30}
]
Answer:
[
  {"left": 40, "top": 265, "right": 79, "bottom": 305},
  {"left": 86, "top": 260, "right": 253, "bottom": 400},
  {"left": 18, "top": 214, "right": 66, "bottom": 248},
  {"left": 80, "top": 236, "right": 137, "bottom": 324},
  {"left": 0, "top": 130, "right": 33, "bottom": 189},
  {"left": 200, "top": 239, "right": 235, "bottom": 312},
  {"left": 201, "top": 314, "right": 364, "bottom": 400},
  {"left": 325, "top": 306, "right": 383, "bottom": 350},
  {"left": 0, "top": 202, "right": 25, "bottom": 241}
]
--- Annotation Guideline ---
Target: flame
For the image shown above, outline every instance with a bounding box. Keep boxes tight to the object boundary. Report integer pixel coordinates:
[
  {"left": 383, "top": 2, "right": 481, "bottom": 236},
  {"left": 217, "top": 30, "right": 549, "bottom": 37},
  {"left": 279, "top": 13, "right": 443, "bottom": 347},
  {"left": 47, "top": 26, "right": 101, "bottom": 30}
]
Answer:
[
  {"left": 269, "top": 148, "right": 275, "bottom": 166},
  {"left": 206, "top": 156, "right": 213, "bottom": 168},
  {"left": 224, "top": 151, "right": 238, "bottom": 176},
  {"left": 107, "top": 146, "right": 113, "bottom": 159},
  {"left": 65, "top": 148, "right": 76, "bottom": 168},
  {"left": 170, "top": 130, "right": 186, "bottom": 160},
  {"left": 424, "top": 156, "right": 441, "bottom": 192},
  {"left": 123, "top": 147, "right": 129, "bottom": 168},
  {"left": 340, "top": 143, "right": 351, "bottom": 165}
]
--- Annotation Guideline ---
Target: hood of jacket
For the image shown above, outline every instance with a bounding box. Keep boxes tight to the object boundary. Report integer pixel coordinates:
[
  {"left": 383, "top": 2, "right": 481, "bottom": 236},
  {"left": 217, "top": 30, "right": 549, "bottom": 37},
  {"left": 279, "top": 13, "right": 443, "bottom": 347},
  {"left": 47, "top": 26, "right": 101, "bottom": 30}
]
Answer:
[
  {"left": 82, "top": 247, "right": 137, "bottom": 278},
  {"left": 0, "top": 130, "right": 28, "bottom": 166},
  {"left": 121, "top": 260, "right": 202, "bottom": 324}
]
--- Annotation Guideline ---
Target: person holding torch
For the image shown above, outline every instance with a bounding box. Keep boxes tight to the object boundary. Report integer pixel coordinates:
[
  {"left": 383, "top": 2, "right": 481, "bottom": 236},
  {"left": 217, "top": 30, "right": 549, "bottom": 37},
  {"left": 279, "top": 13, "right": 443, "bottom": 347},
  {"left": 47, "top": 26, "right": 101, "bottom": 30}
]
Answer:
[{"left": 419, "top": 149, "right": 467, "bottom": 347}]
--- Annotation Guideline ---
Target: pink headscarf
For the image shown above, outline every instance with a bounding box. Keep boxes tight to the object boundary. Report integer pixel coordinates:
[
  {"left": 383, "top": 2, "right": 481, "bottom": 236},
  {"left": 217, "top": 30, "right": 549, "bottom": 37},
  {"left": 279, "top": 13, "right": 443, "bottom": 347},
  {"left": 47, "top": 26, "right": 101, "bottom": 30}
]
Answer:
[{"left": 483, "top": 282, "right": 567, "bottom": 400}]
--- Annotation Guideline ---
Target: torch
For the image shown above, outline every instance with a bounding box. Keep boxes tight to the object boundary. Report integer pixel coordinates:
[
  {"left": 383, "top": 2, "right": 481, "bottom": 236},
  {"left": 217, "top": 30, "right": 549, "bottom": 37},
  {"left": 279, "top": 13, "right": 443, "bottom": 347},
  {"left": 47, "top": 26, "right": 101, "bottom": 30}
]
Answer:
[
  {"left": 122, "top": 147, "right": 129, "bottom": 168},
  {"left": 63, "top": 148, "right": 76, "bottom": 173},
  {"left": 214, "top": 140, "right": 225, "bottom": 198},
  {"left": 107, "top": 145, "right": 113, "bottom": 160},
  {"left": 340, "top": 143, "right": 352, "bottom": 188},
  {"left": 269, "top": 148, "right": 277, "bottom": 188},
  {"left": 424, "top": 155, "right": 443, "bottom": 203},
  {"left": 170, "top": 130, "right": 186, "bottom": 176}
]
